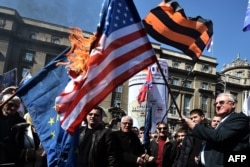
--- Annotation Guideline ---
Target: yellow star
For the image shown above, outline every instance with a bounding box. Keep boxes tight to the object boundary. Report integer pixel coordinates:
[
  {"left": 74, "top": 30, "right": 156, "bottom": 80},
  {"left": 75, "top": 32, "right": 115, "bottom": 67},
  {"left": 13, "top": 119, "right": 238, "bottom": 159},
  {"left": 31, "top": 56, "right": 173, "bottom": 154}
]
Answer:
[
  {"left": 48, "top": 117, "right": 55, "bottom": 126},
  {"left": 50, "top": 130, "right": 56, "bottom": 139}
]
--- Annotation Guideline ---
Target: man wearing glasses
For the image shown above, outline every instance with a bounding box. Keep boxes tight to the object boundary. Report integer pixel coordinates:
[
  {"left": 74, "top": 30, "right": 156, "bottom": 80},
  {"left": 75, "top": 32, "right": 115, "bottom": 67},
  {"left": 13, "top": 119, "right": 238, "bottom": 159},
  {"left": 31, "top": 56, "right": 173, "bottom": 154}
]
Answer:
[
  {"left": 182, "top": 93, "right": 249, "bottom": 167},
  {"left": 77, "top": 106, "right": 121, "bottom": 167},
  {"left": 149, "top": 122, "right": 177, "bottom": 167},
  {"left": 0, "top": 93, "right": 26, "bottom": 166},
  {"left": 112, "top": 116, "right": 153, "bottom": 167}
]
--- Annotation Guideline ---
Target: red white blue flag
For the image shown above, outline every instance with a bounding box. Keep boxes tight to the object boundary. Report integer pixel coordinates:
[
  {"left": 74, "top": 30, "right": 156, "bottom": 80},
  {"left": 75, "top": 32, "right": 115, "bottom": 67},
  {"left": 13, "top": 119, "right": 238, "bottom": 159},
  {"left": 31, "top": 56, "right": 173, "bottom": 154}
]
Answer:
[
  {"left": 137, "top": 68, "right": 153, "bottom": 104},
  {"left": 243, "top": 0, "right": 250, "bottom": 32},
  {"left": 55, "top": 0, "right": 157, "bottom": 134}
]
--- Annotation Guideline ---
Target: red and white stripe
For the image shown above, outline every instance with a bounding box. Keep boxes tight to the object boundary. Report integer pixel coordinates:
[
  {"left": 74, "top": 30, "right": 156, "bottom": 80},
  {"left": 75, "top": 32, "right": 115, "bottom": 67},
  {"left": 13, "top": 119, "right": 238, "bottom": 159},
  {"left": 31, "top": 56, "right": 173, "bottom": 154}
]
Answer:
[{"left": 55, "top": 23, "right": 157, "bottom": 134}]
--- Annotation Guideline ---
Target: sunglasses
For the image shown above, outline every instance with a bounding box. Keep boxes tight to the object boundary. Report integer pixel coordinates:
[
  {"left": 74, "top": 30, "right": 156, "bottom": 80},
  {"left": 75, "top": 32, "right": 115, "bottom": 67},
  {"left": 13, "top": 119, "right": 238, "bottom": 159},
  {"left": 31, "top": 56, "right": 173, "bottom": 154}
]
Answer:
[
  {"left": 6, "top": 102, "right": 19, "bottom": 108},
  {"left": 157, "top": 127, "right": 167, "bottom": 131},
  {"left": 88, "top": 113, "right": 100, "bottom": 117},
  {"left": 214, "top": 100, "right": 233, "bottom": 106}
]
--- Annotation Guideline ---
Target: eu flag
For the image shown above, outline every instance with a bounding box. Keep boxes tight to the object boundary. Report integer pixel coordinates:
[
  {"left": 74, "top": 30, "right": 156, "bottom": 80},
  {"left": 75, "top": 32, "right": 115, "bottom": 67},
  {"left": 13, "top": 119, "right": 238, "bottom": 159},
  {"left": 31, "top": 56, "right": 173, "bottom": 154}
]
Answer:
[
  {"left": 0, "top": 68, "right": 17, "bottom": 90},
  {"left": 16, "top": 47, "right": 78, "bottom": 167}
]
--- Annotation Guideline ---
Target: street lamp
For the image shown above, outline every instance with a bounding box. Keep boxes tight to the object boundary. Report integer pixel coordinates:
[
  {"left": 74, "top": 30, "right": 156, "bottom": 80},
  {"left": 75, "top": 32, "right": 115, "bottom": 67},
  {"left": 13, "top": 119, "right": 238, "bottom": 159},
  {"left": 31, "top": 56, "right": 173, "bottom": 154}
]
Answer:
[{"left": 212, "top": 81, "right": 227, "bottom": 93}]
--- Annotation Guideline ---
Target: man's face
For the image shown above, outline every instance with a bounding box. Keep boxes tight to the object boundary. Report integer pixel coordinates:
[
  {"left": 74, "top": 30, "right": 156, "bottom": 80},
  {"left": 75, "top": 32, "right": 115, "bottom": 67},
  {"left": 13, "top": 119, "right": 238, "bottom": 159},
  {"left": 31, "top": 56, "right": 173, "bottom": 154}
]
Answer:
[
  {"left": 132, "top": 127, "right": 139, "bottom": 136},
  {"left": 2, "top": 101, "right": 19, "bottom": 116},
  {"left": 214, "top": 95, "right": 235, "bottom": 117},
  {"left": 211, "top": 116, "right": 221, "bottom": 128},
  {"left": 190, "top": 113, "right": 204, "bottom": 124},
  {"left": 156, "top": 123, "right": 168, "bottom": 137},
  {"left": 139, "top": 130, "right": 144, "bottom": 138},
  {"left": 120, "top": 117, "right": 133, "bottom": 133},
  {"left": 176, "top": 132, "right": 186, "bottom": 143},
  {"left": 86, "top": 109, "right": 102, "bottom": 128}
]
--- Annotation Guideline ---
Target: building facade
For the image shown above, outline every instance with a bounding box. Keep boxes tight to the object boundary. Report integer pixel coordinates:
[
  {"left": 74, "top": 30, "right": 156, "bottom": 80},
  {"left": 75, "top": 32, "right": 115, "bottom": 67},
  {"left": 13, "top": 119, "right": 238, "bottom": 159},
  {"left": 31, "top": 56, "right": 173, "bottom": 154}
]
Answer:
[{"left": 1, "top": 7, "right": 249, "bottom": 127}]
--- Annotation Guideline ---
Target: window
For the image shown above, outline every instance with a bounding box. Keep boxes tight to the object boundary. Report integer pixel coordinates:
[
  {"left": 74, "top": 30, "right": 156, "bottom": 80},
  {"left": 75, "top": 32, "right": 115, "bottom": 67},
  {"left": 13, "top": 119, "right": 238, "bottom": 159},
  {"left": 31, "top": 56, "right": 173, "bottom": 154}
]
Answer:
[
  {"left": 201, "top": 96, "right": 207, "bottom": 111},
  {"left": 201, "top": 64, "right": 210, "bottom": 73},
  {"left": 201, "top": 82, "right": 208, "bottom": 90},
  {"left": 115, "top": 86, "right": 123, "bottom": 93},
  {"left": 185, "top": 65, "right": 192, "bottom": 72},
  {"left": 0, "top": 18, "right": 6, "bottom": 28},
  {"left": 184, "top": 96, "right": 191, "bottom": 116},
  {"left": 29, "top": 33, "right": 37, "bottom": 40},
  {"left": 22, "top": 52, "right": 35, "bottom": 63},
  {"left": 51, "top": 37, "right": 60, "bottom": 44},
  {"left": 21, "top": 67, "right": 30, "bottom": 77},
  {"left": 112, "top": 85, "right": 123, "bottom": 107},
  {"left": 172, "top": 78, "right": 179, "bottom": 86},
  {"left": 170, "top": 93, "right": 178, "bottom": 115},
  {"left": 115, "top": 92, "right": 121, "bottom": 99},
  {"left": 236, "top": 71, "right": 242, "bottom": 77},
  {"left": 172, "top": 61, "right": 179, "bottom": 69},
  {"left": 184, "top": 81, "right": 192, "bottom": 88}
]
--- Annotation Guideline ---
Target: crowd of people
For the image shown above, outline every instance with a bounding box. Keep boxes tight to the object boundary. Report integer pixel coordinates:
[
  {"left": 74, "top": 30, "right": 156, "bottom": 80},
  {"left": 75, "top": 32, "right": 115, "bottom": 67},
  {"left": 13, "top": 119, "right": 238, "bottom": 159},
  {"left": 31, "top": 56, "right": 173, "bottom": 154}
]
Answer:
[{"left": 0, "top": 85, "right": 249, "bottom": 167}]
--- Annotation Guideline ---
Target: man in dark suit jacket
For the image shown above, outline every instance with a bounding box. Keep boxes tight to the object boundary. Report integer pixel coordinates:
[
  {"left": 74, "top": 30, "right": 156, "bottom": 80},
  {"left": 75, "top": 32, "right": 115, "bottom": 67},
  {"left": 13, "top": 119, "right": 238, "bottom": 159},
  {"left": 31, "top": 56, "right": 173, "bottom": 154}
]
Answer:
[{"left": 182, "top": 93, "right": 249, "bottom": 167}]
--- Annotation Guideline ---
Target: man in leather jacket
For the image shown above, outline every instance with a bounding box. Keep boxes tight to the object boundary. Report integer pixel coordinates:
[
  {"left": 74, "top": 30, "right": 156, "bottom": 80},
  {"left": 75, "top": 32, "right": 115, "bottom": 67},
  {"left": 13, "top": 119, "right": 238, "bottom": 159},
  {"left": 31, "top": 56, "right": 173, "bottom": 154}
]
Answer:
[
  {"left": 77, "top": 106, "right": 121, "bottom": 167},
  {"left": 0, "top": 94, "right": 26, "bottom": 166}
]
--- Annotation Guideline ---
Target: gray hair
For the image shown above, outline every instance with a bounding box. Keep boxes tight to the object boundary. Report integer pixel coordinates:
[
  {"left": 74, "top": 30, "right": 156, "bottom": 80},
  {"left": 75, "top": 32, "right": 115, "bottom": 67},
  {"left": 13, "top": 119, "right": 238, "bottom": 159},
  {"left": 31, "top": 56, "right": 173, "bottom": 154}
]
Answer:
[
  {"left": 217, "top": 93, "right": 237, "bottom": 103},
  {"left": 121, "top": 115, "right": 133, "bottom": 124},
  {"left": 2, "top": 94, "right": 21, "bottom": 106}
]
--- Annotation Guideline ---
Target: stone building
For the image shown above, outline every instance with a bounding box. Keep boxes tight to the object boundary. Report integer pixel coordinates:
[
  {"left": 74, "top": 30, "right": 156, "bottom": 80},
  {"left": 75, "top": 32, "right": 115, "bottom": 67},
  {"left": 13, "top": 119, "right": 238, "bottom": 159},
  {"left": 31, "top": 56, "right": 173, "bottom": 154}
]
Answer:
[
  {"left": 218, "top": 53, "right": 250, "bottom": 113},
  {"left": 1, "top": 6, "right": 249, "bottom": 127}
]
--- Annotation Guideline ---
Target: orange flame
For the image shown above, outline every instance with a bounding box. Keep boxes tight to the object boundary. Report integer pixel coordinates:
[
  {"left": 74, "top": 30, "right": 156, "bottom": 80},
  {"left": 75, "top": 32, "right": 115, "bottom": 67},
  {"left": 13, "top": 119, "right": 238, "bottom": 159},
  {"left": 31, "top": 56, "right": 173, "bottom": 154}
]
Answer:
[{"left": 58, "top": 27, "right": 96, "bottom": 77}]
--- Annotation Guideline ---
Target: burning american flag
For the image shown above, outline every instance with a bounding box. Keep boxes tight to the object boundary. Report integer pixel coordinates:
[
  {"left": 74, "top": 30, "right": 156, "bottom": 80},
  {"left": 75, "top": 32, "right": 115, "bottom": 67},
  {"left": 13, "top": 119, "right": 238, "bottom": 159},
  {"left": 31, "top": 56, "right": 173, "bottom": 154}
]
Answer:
[{"left": 55, "top": 0, "right": 157, "bottom": 134}]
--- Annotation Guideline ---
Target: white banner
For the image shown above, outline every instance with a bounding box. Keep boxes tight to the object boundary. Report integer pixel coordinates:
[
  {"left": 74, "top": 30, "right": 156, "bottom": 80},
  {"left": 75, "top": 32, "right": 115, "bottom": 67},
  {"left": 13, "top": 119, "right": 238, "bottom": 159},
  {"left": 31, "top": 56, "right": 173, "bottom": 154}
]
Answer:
[{"left": 128, "top": 59, "right": 168, "bottom": 132}]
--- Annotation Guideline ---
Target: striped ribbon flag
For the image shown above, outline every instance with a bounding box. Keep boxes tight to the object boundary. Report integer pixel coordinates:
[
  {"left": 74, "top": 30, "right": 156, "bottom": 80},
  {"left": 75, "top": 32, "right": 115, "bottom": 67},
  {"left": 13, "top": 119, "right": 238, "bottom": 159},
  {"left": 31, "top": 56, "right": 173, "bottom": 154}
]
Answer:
[
  {"left": 55, "top": 0, "right": 157, "bottom": 134},
  {"left": 143, "top": 0, "right": 213, "bottom": 61}
]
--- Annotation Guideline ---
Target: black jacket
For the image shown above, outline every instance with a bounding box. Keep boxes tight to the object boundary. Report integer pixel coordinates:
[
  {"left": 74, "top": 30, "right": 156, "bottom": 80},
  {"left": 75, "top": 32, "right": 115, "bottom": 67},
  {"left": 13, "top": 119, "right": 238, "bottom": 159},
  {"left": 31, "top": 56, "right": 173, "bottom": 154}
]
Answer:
[
  {"left": 149, "top": 138, "right": 178, "bottom": 167},
  {"left": 192, "top": 112, "right": 249, "bottom": 167},
  {"left": 176, "top": 130, "right": 203, "bottom": 167},
  {"left": 77, "top": 125, "right": 121, "bottom": 167},
  {"left": 0, "top": 111, "right": 26, "bottom": 164},
  {"left": 112, "top": 130, "right": 145, "bottom": 167}
]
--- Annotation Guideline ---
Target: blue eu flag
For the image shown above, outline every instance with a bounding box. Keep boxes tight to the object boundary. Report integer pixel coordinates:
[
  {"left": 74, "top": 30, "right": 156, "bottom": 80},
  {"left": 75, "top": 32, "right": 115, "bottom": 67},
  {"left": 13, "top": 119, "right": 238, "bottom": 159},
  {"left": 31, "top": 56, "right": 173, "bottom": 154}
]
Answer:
[{"left": 16, "top": 47, "right": 78, "bottom": 167}]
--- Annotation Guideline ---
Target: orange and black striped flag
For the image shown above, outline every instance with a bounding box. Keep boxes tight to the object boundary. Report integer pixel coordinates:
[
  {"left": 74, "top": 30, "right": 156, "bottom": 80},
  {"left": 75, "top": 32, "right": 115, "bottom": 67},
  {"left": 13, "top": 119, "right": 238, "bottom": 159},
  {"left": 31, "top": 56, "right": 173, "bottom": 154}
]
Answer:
[{"left": 143, "top": 0, "right": 213, "bottom": 62}]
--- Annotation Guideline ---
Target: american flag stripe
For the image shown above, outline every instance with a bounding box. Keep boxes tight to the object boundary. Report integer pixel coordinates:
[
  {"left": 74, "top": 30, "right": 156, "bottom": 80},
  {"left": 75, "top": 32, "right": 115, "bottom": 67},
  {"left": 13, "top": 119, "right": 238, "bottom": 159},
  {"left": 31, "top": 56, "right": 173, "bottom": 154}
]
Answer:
[{"left": 58, "top": 22, "right": 156, "bottom": 133}]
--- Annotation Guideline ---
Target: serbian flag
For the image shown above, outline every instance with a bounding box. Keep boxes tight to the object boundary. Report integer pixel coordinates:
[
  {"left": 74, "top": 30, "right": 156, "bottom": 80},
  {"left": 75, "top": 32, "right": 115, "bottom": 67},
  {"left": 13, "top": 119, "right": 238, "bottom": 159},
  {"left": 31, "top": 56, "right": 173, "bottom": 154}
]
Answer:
[
  {"left": 143, "top": 0, "right": 213, "bottom": 61},
  {"left": 137, "top": 68, "right": 153, "bottom": 104},
  {"left": 243, "top": 0, "right": 250, "bottom": 32},
  {"left": 206, "top": 36, "right": 213, "bottom": 52}
]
